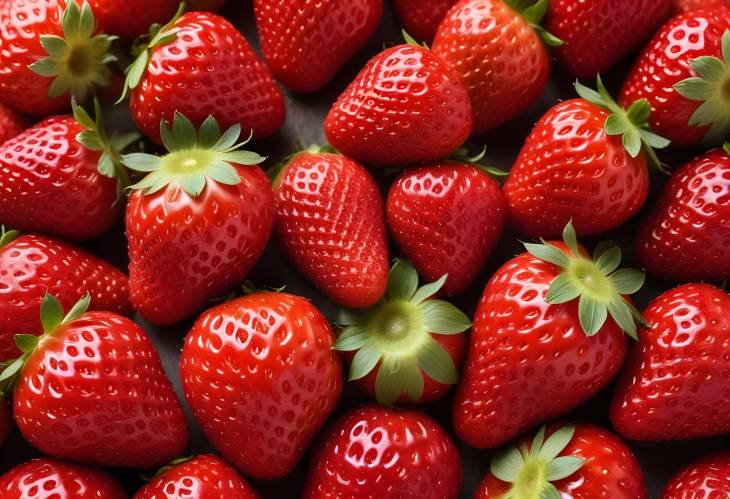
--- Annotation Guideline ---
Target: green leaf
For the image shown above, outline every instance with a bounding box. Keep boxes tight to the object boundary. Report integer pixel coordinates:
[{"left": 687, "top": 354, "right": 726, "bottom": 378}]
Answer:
[
  {"left": 40, "top": 294, "right": 63, "bottom": 333},
  {"left": 207, "top": 160, "right": 240, "bottom": 185},
  {"left": 521, "top": 0, "right": 548, "bottom": 24},
  {"left": 97, "top": 152, "right": 115, "bottom": 178},
  {"left": 0, "top": 226, "right": 20, "bottom": 248},
  {"left": 78, "top": 1, "right": 95, "bottom": 39},
  {"left": 639, "top": 129, "right": 671, "bottom": 150},
  {"left": 63, "top": 293, "right": 90, "bottom": 324},
  {"left": 214, "top": 124, "right": 243, "bottom": 151},
  {"left": 625, "top": 99, "right": 652, "bottom": 126},
  {"left": 47, "top": 73, "right": 72, "bottom": 98},
  {"left": 578, "top": 294, "right": 607, "bottom": 336},
  {"left": 609, "top": 268, "right": 645, "bottom": 295},
  {"left": 348, "top": 343, "right": 381, "bottom": 380},
  {"left": 108, "top": 132, "right": 141, "bottom": 152},
  {"left": 693, "top": 55, "right": 726, "bottom": 82},
  {"left": 411, "top": 274, "right": 447, "bottom": 304},
  {"left": 220, "top": 151, "right": 266, "bottom": 166},
  {"left": 76, "top": 129, "right": 103, "bottom": 150},
  {"left": 387, "top": 259, "right": 419, "bottom": 301},
  {"left": 0, "top": 356, "right": 25, "bottom": 383},
  {"left": 675, "top": 76, "right": 714, "bottom": 100},
  {"left": 198, "top": 116, "right": 221, "bottom": 149},
  {"left": 604, "top": 114, "right": 628, "bottom": 136},
  {"left": 28, "top": 58, "right": 60, "bottom": 77},
  {"left": 538, "top": 29, "right": 564, "bottom": 47},
  {"left": 574, "top": 80, "right": 605, "bottom": 108},
  {"left": 490, "top": 446, "right": 525, "bottom": 483},
  {"left": 523, "top": 242, "right": 571, "bottom": 268},
  {"left": 334, "top": 325, "right": 370, "bottom": 352},
  {"left": 417, "top": 339, "right": 458, "bottom": 385},
  {"left": 561, "top": 221, "right": 580, "bottom": 257},
  {"left": 61, "top": 0, "right": 81, "bottom": 39},
  {"left": 14, "top": 334, "right": 39, "bottom": 354},
  {"left": 546, "top": 273, "right": 581, "bottom": 304},
  {"left": 179, "top": 173, "right": 207, "bottom": 197},
  {"left": 594, "top": 245, "right": 621, "bottom": 274},
  {"left": 621, "top": 127, "right": 642, "bottom": 158},
  {"left": 171, "top": 112, "right": 198, "bottom": 151},
  {"left": 537, "top": 426, "right": 575, "bottom": 461},
  {"left": 607, "top": 299, "right": 638, "bottom": 340},
  {"left": 398, "top": 359, "right": 424, "bottom": 402},
  {"left": 531, "top": 426, "right": 546, "bottom": 454},
  {"left": 122, "top": 153, "right": 161, "bottom": 172},
  {"left": 545, "top": 456, "right": 585, "bottom": 481},
  {"left": 119, "top": 52, "right": 149, "bottom": 102},
  {"left": 540, "top": 483, "right": 562, "bottom": 499},
  {"left": 338, "top": 308, "right": 369, "bottom": 326},
  {"left": 40, "top": 35, "right": 67, "bottom": 58},
  {"left": 724, "top": 142, "right": 730, "bottom": 155},
  {"left": 420, "top": 300, "right": 471, "bottom": 334}
]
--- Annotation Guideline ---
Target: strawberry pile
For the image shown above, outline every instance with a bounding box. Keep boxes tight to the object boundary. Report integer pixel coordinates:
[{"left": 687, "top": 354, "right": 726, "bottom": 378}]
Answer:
[{"left": 0, "top": 0, "right": 728, "bottom": 497}]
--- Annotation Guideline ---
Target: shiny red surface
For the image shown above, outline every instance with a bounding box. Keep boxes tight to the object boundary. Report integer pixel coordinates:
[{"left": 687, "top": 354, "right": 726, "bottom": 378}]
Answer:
[
  {"left": 0, "top": 103, "right": 25, "bottom": 145},
  {"left": 88, "top": 0, "right": 177, "bottom": 40},
  {"left": 662, "top": 452, "right": 730, "bottom": 499},
  {"left": 392, "top": 0, "right": 457, "bottom": 42}
]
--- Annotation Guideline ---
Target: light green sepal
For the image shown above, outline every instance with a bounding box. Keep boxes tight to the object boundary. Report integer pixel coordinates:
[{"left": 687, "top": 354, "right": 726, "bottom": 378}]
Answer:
[
  {"left": 724, "top": 142, "right": 730, "bottom": 155},
  {"left": 504, "top": 0, "right": 564, "bottom": 47},
  {"left": 0, "top": 226, "right": 20, "bottom": 248}
]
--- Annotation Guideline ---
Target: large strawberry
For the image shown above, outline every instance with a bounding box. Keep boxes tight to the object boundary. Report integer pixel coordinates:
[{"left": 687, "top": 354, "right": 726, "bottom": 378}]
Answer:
[
  {"left": 303, "top": 405, "right": 461, "bottom": 499},
  {"left": 546, "top": 0, "right": 670, "bottom": 79},
  {"left": 123, "top": 114, "right": 274, "bottom": 325},
  {"left": 504, "top": 77, "right": 669, "bottom": 238},
  {"left": 610, "top": 283, "right": 730, "bottom": 441},
  {"left": 662, "top": 452, "right": 730, "bottom": 498},
  {"left": 254, "top": 0, "right": 383, "bottom": 92},
  {"left": 634, "top": 146, "right": 730, "bottom": 282},
  {"left": 392, "top": 0, "right": 457, "bottom": 43},
  {"left": 671, "top": 0, "right": 729, "bottom": 15},
  {"left": 453, "top": 222, "right": 646, "bottom": 448},
  {"left": 180, "top": 292, "right": 342, "bottom": 479},
  {"left": 88, "top": 0, "right": 177, "bottom": 39},
  {"left": 273, "top": 149, "right": 389, "bottom": 308},
  {"left": 0, "top": 294, "right": 189, "bottom": 468},
  {"left": 324, "top": 36, "right": 472, "bottom": 167},
  {"left": 0, "top": 104, "right": 25, "bottom": 145}
]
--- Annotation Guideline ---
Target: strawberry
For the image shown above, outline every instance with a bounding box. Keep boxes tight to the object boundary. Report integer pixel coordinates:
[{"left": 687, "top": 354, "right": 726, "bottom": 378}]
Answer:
[
  {"left": 392, "top": 0, "right": 457, "bottom": 43},
  {"left": 478, "top": 424, "right": 647, "bottom": 498},
  {"left": 671, "top": 0, "right": 729, "bottom": 15},
  {"left": 121, "top": 7, "right": 285, "bottom": 144},
  {"left": 546, "top": 0, "right": 670, "bottom": 79},
  {"left": 1, "top": 294, "right": 189, "bottom": 468},
  {"left": 0, "top": 227, "right": 131, "bottom": 361},
  {"left": 273, "top": 149, "right": 389, "bottom": 308},
  {"left": 323, "top": 36, "right": 472, "bottom": 167},
  {"left": 303, "top": 405, "right": 461, "bottom": 499},
  {"left": 432, "top": 0, "right": 561, "bottom": 135},
  {"left": 610, "top": 283, "right": 730, "bottom": 441},
  {"left": 335, "top": 259, "right": 470, "bottom": 405},
  {"left": 88, "top": 0, "right": 177, "bottom": 39},
  {"left": 662, "top": 452, "right": 730, "bottom": 498},
  {"left": 620, "top": 10, "right": 730, "bottom": 147},
  {"left": 634, "top": 146, "right": 730, "bottom": 282},
  {"left": 0, "top": 0, "right": 116, "bottom": 116},
  {"left": 0, "top": 104, "right": 25, "bottom": 145},
  {"left": 180, "top": 292, "right": 342, "bottom": 479},
  {"left": 123, "top": 114, "right": 274, "bottom": 325},
  {"left": 386, "top": 159, "right": 506, "bottom": 295},
  {"left": 0, "top": 458, "right": 126, "bottom": 499},
  {"left": 453, "top": 222, "right": 646, "bottom": 448},
  {"left": 254, "top": 0, "right": 383, "bottom": 93},
  {"left": 504, "top": 77, "right": 669, "bottom": 238}
]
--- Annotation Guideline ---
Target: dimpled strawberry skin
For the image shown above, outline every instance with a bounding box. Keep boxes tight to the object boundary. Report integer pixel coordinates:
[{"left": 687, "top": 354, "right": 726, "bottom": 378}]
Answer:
[
  {"left": 662, "top": 452, "right": 730, "bottom": 498},
  {"left": 671, "top": 0, "right": 729, "bottom": 15},
  {"left": 0, "top": 103, "right": 24, "bottom": 145},
  {"left": 392, "top": 0, "right": 458, "bottom": 43},
  {"left": 88, "top": 0, "right": 177, "bottom": 40}
]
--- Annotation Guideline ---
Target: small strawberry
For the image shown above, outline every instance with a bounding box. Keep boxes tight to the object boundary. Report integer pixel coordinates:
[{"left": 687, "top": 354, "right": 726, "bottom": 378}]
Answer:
[
  {"left": 273, "top": 149, "right": 389, "bottom": 308},
  {"left": 254, "top": 0, "right": 383, "bottom": 92},
  {"left": 0, "top": 104, "right": 25, "bottom": 145},
  {"left": 180, "top": 292, "right": 342, "bottom": 479},
  {"left": 88, "top": 0, "right": 177, "bottom": 39},
  {"left": 662, "top": 452, "right": 730, "bottom": 499},
  {"left": 454, "top": 222, "right": 646, "bottom": 448},
  {"left": 504, "top": 77, "right": 669, "bottom": 238},
  {"left": 123, "top": 114, "right": 274, "bottom": 325},
  {"left": 670, "top": 0, "right": 729, "bottom": 15},
  {"left": 303, "top": 405, "right": 461, "bottom": 499},
  {"left": 610, "top": 283, "right": 730, "bottom": 441},
  {"left": 324, "top": 35, "right": 472, "bottom": 167},
  {"left": 392, "top": 0, "right": 457, "bottom": 43}
]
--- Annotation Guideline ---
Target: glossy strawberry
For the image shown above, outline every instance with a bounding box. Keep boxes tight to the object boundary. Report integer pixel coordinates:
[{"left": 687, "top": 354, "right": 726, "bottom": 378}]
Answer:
[
  {"left": 671, "top": 0, "right": 729, "bottom": 15},
  {"left": 392, "top": 0, "right": 457, "bottom": 43},
  {"left": 0, "top": 104, "right": 25, "bottom": 145},
  {"left": 123, "top": 114, "right": 274, "bottom": 325},
  {"left": 611, "top": 283, "right": 730, "bottom": 441},
  {"left": 387, "top": 160, "right": 506, "bottom": 295},
  {"left": 254, "top": 0, "right": 382, "bottom": 92},
  {"left": 324, "top": 39, "right": 472, "bottom": 167},
  {"left": 662, "top": 452, "right": 730, "bottom": 499},
  {"left": 273, "top": 150, "right": 389, "bottom": 308},
  {"left": 88, "top": 0, "right": 177, "bottom": 39},
  {"left": 303, "top": 405, "right": 461, "bottom": 499},
  {"left": 180, "top": 292, "right": 342, "bottom": 479}
]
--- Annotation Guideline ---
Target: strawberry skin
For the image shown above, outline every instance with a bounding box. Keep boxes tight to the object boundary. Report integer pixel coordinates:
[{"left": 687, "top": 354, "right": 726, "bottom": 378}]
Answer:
[
  {"left": 392, "top": 0, "right": 457, "bottom": 43},
  {"left": 88, "top": 0, "right": 177, "bottom": 39},
  {"left": 0, "top": 104, "right": 25, "bottom": 145},
  {"left": 671, "top": 0, "right": 729, "bottom": 15},
  {"left": 662, "top": 452, "right": 730, "bottom": 499},
  {"left": 180, "top": 292, "right": 342, "bottom": 479},
  {"left": 254, "top": 0, "right": 382, "bottom": 92}
]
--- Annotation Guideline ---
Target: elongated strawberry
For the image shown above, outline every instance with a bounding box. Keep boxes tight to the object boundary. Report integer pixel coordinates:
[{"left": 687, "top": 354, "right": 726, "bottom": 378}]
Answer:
[
  {"left": 671, "top": 0, "right": 729, "bottom": 14},
  {"left": 662, "top": 452, "right": 730, "bottom": 498},
  {"left": 0, "top": 104, "right": 25, "bottom": 145},
  {"left": 88, "top": 0, "right": 177, "bottom": 39},
  {"left": 454, "top": 222, "right": 645, "bottom": 448},
  {"left": 273, "top": 149, "right": 389, "bottom": 308},
  {"left": 123, "top": 114, "right": 274, "bottom": 325},
  {"left": 180, "top": 292, "right": 342, "bottom": 479},
  {"left": 392, "top": 0, "right": 457, "bottom": 43}
]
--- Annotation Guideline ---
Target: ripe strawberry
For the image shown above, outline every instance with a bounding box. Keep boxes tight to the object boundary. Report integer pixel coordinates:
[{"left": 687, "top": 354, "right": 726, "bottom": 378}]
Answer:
[
  {"left": 0, "top": 458, "right": 126, "bottom": 499},
  {"left": 504, "top": 77, "right": 668, "bottom": 238},
  {"left": 122, "top": 7, "right": 285, "bottom": 144},
  {"left": 1, "top": 294, "right": 189, "bottom": 468},
  {"left": 671, "top": 0, "right": 729, "bottom": 15},
  {"left": 634, "top": 146, "right": 730, "bottom": 282},
  {"left": 324, "top": 37, "right": 472, "bottom": 167},
  {"left": 88, "top": 0, "right": 177, "bottom": 39},
  {"left": 610, "top": 283, "right": 730, "bottom": 441},
  {"left": 620, "top": 10, "right": 730, "bottom": 147},
  {"left": 454, "top": 222, "right": 646, "bottom": 448},
  {"left": 392, "top": 0, "right": 457, "bottom": 43},
  {"left": 546, "top": 0, "right": 670, "bottom": 79},
  {"left": 180, "top": 292, "right": 342, "bottom": 479},
  {"left": 662, "top": 452, "right": 730, "bottom": 498},
  {"left": 303, "top": 405, "right": 461, "bottom": 499},
  {"left": 254, "top": 0, "right": 383, "bottom": 93},
  {"left": 0, "top": 104, "right": 25, "bottom": 145},
  {"left": 273, "top": 150, "right": 389, "bottom": 308},
  {"left": 123, "top": 114, "right": 274, "bottom": 325},
  {"left": 478, "top": 424, "right": 647, "bottom": 498},
  {"left": 386, "top": 159, "right": 506, "bottom": 295}
]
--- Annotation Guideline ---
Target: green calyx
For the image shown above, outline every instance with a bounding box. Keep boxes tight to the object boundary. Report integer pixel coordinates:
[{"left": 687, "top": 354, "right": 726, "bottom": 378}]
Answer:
[
  {"left": 0, "top": 226, "right": 20, "bottom": 248},
  {"left": 575, "top": 75, "right": 671, "bottom": 173},
  {"left": 122, "top": 113, "right": 265, "bottom": 197},
  {"left": 28, "top": 1, "right": 117, "bottom": 100},
  {"left": 335, "top": 259, "right": 471, "bottom": 406},
  {"left": 504, "top": 0, "right": 564, "bottom": 47},
  {"left": 674, "top": 30, "right": 730, "bottom": 146},
  {"left": 402, "top": 29, "right": 429, "bottom": 49},
  {"left": 491, "top": 425, "right": 585, "bottom": 499},
  {"left": 524, "top": 221, "right": 647, "bottom": 339}
]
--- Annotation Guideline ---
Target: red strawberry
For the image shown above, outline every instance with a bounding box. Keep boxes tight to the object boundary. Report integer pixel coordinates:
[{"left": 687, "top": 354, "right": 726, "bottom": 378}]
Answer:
[
  {"left": 546, "top": 0, "right": 670, "bottom": 79},
  {"left": 453, "top": 222, "right": 646, "bottom": 448},
  {"left": 0, "top": 458, "right": 126, "bottom": 499},
  {"left": 671, "top": 0, "right": 729, "bottom": 15},
  {"left": 1, "top": 294, "right": 189, "bottom": 468},
  {"left": 392, "top": 0, "right": 457, "bottom": 43},
  {"left": 432, "top": 0, "right": 559, "bottom": 135},
  {"left": 477, "top": 424, "right": 647, "bottom": 498},
  {"left": 88, "top": 0, "right": 177, "bottom": 39},
  {"left": 0, "top": 104, "right": 25, "bottom": 145},
  {"left": 122, "top": 8, "right": 285, "bottom": 144},
  {"left": 254, "top": 0, "right": 383, "bottom": 93},
  {"left": 180, "top": 292, "right": 342, "bottom": 479},
  {"left": 0, "top": 398, "right": 11, "bottom": 448},
  {"left": 610, "top": 283, "right": 730, "bottom": 441},
  {"left": 662, "top": 452, "right": 730, "bottom": 499},
  {"left": 324, "top": 38, "right": 472, "bottom": 167},
  {"left": 123, "top": 114, "right": 274, "bottom": 325},
  {"left": 273, "top": 150, "right": 389, "bottom": 308},
  {"left": 620, "top": 10, "right": 730, "bottom": 147},
  {"left": 504, "top": 77, "right": 668, "bottom": 238},
  {"left": 634, "top": 146, "right": 730, "bottom": 282},
  {"left": 0, "top": 227, "right": 131, "bottom": 361},
  {"left": 386, "top": 159, "right": 506, "bottom": 295},
  {"left": 303, "top": 405, "right": 461, "bottom": 499}
]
